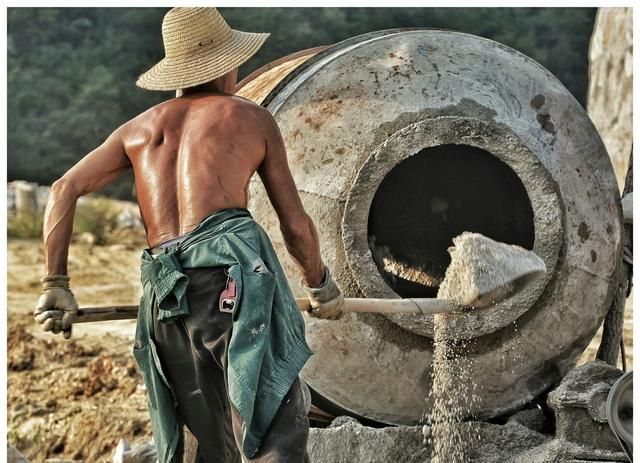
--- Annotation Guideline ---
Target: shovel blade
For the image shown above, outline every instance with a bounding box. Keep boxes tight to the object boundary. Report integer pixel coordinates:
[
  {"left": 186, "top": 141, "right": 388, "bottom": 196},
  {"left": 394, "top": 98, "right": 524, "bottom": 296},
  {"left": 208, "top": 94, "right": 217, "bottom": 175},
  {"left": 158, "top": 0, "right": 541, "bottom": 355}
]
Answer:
[{"left": 465, "top": 268, "right": 546, "bottom": 310}]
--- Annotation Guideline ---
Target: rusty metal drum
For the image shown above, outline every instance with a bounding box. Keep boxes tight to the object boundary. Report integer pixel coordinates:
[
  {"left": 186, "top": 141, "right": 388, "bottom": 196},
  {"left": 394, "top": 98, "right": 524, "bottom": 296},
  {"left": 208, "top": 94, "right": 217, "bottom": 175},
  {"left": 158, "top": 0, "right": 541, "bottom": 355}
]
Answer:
[{"left": 237, "top": 29, "right": 622, "bottom": 424}]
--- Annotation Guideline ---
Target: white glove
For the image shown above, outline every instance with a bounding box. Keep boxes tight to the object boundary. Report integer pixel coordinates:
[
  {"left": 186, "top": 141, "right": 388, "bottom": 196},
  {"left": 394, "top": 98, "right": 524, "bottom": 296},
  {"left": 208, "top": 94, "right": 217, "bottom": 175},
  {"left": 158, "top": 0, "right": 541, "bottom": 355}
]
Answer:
[
  {"left": 34, "top": 275, "right": 78, "bottom": 339},
  {"left": 302, "top": 266, "right": 345, "bottom": 320}
]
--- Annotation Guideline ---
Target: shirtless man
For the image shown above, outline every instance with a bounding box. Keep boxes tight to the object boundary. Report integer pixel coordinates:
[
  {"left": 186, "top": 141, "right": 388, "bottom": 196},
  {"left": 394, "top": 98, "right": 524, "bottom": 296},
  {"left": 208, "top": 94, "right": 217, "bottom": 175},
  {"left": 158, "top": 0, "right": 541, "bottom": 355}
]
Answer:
[{"left": 34, "top": 7, "right": 344, "bottom": 463}]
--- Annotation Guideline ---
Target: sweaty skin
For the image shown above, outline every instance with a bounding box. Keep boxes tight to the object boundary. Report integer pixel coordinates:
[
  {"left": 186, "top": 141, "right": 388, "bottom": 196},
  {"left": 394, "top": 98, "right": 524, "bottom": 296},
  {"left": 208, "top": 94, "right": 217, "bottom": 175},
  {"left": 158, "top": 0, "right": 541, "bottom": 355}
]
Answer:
[{"left": 42, "top": 73, "right": 326, "bottom": 288}]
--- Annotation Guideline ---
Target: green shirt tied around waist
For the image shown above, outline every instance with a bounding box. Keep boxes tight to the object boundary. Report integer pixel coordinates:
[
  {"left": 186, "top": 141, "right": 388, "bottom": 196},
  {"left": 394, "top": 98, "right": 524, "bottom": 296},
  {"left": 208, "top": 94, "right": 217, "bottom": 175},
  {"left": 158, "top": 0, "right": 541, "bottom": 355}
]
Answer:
[{"left": 134, "top": 208, "right": 313, "bottom": 462}]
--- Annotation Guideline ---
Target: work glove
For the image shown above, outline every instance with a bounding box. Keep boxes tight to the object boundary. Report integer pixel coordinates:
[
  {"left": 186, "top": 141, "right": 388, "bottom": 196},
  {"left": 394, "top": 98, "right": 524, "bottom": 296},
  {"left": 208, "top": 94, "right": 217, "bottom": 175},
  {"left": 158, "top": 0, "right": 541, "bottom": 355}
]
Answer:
[
  {"left": 34, "top": 275, "right": 78, "bottom": 339},
  {"left": 302, "top": 266, "right": 345, "bottom": 320}
]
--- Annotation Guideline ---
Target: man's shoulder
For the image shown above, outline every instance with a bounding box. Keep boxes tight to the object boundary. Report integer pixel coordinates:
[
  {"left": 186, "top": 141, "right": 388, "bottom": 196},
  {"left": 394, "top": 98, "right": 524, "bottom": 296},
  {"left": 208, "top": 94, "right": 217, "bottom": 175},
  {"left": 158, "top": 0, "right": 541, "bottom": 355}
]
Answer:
[
  {"left": 123, "top": 94, "right": 272, "bottom": 133},
  {"left": 126, "top": 98, "right": 179, "bottom": 126},
  {"left": 223, "top": 96, "right": 276, "bottom": 133},
  {"left": 227, "top": 95, "right": 270, "bottom": 117}
]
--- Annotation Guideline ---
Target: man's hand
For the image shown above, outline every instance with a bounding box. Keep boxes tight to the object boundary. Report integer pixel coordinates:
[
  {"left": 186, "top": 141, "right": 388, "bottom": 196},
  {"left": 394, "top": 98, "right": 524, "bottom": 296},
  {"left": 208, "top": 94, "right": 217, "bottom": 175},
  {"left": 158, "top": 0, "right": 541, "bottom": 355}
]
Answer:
[
  {"left": 302, "top": 266, "right": 345, "bottom": 320},
  {"left": 34, "top": 275, "right": 78, "bottom": 339}
]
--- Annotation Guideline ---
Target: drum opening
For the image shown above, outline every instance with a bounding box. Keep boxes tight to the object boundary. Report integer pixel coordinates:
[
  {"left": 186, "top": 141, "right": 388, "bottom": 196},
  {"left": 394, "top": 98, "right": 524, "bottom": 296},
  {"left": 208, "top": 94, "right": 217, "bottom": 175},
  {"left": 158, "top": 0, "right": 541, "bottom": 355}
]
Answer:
[{"left": 367, "top": 144, "right": 535, "bottom": 298}]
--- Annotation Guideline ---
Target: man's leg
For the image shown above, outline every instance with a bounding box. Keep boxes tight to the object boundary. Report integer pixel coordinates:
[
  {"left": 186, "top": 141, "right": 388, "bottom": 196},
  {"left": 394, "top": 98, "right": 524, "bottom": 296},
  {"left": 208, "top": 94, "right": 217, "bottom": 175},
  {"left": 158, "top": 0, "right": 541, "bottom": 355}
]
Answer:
[
  {"left": 156, "top": 265, "right": 311, "bottom": 462},
  {"left": 153, "top": 266, "right": 241, "bottom": 463}
]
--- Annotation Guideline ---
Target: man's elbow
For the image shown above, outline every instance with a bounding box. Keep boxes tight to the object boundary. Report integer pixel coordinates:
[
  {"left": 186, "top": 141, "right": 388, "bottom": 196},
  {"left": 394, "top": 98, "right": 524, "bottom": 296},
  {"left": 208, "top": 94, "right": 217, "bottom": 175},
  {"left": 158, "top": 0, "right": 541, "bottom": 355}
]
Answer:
[
  {"left": 280, "top": 213, "right": 314, "bottom": 245},
  {"left": 50, "top": 177, "right": 81, "bottom": 201}
]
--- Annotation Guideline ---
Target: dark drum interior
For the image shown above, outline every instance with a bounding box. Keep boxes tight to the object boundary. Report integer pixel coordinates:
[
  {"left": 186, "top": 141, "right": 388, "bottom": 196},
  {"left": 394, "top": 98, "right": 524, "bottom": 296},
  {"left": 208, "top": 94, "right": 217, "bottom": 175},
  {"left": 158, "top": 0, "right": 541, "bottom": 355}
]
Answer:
[{"left": 367, "top": 144, "right": 535, "bottom": 298}]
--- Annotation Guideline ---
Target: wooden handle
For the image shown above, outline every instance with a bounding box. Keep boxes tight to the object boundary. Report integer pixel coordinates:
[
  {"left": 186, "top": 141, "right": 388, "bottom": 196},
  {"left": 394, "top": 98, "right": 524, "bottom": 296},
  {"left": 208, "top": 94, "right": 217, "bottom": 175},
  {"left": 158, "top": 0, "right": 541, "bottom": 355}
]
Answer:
[
  {"left": 76, "top": 306, "right": 140, "bottom": 323},
  {"left": 75, "top": 297, "right": 458, "bottom": 323},
  {"left": 339, "top": 298, "right": 454, "bottom": 314}
]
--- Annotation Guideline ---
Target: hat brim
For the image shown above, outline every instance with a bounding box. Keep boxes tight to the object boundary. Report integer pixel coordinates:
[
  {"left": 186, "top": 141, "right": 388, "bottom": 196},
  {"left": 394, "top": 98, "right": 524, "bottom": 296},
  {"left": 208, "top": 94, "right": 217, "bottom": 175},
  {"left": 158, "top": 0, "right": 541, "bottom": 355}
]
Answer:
[{"left": 136, "top": 30, "right": 270, "bottom": 91}]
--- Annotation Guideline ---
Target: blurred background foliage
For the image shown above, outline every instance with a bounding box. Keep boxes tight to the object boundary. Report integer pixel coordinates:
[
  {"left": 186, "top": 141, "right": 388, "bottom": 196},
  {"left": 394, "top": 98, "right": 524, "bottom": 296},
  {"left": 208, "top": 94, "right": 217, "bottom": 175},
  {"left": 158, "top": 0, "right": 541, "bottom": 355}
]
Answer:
[{"left": 8, "top": 7, "right": 597, "bottom": 199}]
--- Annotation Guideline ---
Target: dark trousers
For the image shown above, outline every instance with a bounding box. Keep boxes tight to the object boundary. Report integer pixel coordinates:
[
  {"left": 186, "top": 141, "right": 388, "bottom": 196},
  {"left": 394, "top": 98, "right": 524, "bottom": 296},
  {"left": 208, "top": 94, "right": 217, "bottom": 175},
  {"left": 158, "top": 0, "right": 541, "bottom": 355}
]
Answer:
[{"left": 152, "top": 266, "right": 311, "bottom": 463}]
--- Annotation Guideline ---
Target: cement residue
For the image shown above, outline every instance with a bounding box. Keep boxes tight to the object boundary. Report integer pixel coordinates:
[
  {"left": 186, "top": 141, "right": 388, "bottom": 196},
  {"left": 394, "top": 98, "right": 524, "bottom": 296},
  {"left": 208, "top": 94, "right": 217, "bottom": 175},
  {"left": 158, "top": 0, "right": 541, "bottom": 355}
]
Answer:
[{"left": 382, "top": 256, "right": 441, "bottom": 287}]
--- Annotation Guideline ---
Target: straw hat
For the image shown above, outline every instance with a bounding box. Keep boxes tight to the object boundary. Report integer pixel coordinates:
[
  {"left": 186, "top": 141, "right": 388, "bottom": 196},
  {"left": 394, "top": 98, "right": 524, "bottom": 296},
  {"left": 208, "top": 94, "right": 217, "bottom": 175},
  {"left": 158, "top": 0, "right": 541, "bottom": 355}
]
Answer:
[{"left": 136, "top": 7, "right": 270, "bottom": 91}]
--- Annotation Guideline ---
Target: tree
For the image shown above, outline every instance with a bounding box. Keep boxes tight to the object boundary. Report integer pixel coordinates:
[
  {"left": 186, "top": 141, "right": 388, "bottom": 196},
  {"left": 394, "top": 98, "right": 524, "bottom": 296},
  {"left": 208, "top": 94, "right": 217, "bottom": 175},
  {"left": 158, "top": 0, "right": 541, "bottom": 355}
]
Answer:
[{"left": 8, "top": 7, "right": 597, "bottom": 197}]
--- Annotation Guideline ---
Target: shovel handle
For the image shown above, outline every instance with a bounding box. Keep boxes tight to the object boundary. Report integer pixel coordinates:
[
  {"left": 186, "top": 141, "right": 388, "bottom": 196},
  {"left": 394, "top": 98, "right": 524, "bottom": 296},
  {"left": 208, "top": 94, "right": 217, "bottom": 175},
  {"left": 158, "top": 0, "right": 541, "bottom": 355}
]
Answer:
[{"left": 75, "top": 297, "right": 458, "bottom": 323}]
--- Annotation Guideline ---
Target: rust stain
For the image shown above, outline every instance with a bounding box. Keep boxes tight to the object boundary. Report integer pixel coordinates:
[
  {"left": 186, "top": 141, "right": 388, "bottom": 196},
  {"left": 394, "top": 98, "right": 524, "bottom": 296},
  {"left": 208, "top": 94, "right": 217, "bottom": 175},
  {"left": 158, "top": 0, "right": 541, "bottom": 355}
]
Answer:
[
  {"left": 304, "top": 117, "right": 322, "bottom": 131},
  {"left": 530, "top": 94, "right": 545, "bottom": 109},
  {"left": 391, "top": 64, "right": 411, "bottom": 79},
  {"left": 530, "top": 94, "right": 556, "bottom": 134},
  {"left": 578, "top": 222, "right": 591, "bottom": 242},
  {"left": 369, "top": 70, "right": 381, "bottom": 90},
  {"left": 536, "top": 112, "right": 556, "bottom": 134},
  {"left": 320, "top": 103, "right": 341, "bottom": 117}
]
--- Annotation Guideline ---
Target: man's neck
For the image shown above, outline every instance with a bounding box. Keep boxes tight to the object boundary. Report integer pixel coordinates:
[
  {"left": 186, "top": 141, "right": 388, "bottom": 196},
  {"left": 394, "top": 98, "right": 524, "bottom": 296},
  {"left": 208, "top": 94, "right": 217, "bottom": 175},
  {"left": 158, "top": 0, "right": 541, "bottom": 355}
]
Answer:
[{"left": 180, "top": 84, "right": 225, "bottom": 97}]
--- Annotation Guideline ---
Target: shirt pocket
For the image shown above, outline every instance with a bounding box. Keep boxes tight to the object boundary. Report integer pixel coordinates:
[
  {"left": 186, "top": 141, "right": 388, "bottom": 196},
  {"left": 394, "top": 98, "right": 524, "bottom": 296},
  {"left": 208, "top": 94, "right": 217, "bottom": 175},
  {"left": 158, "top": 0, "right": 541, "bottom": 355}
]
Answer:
[{"left": 227, "top": 261, "right": 275, "bottom": 322}]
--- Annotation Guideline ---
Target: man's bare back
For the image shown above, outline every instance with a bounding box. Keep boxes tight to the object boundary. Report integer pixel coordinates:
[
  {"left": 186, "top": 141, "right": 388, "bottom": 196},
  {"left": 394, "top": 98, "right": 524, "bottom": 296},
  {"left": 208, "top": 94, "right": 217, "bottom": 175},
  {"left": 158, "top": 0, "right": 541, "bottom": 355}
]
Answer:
[
  {"left": 40, "top": 88, "right": 325, "bottom": 288},
  {"left": 124, "top": 92, "right": 268, "bottom": 247}
]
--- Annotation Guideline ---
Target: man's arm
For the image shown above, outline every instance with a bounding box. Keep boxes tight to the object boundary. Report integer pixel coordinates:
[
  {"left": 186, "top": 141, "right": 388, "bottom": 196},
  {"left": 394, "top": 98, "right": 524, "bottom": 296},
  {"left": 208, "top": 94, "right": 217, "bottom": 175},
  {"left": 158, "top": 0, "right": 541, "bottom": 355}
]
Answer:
[
  {"left": 257, "top": 110, "right": 343, "bottom": 320},
  {"left": 36, "top": 125, "right": 132, "bottom": 337},
  {"left": 257, "top": 110, "right": 324, "bottom": 287},
  {"left": 44, "top": 126, "right": 132, "bottom": 275}
]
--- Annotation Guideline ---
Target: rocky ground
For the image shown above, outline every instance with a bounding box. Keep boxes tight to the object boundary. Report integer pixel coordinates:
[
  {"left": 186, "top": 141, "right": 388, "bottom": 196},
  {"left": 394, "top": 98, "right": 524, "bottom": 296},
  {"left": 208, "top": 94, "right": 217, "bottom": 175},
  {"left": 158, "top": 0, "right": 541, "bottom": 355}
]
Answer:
[{"left": 6, "top": 238, "right": 633, "bottom": 462}]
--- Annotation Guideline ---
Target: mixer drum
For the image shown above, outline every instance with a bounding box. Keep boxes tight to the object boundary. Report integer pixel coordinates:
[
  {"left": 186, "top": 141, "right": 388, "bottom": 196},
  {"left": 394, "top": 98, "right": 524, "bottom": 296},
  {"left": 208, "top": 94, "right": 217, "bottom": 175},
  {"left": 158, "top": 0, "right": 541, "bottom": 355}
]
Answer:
[{"left": 237, "top": 29, "right": 622, "bottom": 424}]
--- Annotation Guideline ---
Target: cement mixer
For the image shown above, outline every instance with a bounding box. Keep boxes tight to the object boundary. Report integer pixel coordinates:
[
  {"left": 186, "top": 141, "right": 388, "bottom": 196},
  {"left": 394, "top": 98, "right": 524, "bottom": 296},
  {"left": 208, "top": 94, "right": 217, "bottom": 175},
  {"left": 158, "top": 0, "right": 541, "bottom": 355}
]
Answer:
[{"left": 235, "top": 29, "right": 623, "bottom": 424}]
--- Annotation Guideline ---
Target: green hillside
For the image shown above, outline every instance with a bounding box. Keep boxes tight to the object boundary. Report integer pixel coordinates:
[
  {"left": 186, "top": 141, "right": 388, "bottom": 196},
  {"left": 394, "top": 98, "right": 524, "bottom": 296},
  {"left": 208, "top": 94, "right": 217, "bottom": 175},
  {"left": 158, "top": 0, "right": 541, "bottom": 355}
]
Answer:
[{"left": 8, "top": 7, "right": 597, "bottom": 199}]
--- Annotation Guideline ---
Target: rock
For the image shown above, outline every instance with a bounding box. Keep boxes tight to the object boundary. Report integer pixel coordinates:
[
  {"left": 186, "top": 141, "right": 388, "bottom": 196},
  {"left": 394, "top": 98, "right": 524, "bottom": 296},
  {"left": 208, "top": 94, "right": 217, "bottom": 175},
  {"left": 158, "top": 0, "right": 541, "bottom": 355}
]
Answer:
[
  {"left": 514, "top": 439, "right": 628, "bottom": 463},
  {"left": 310, "top": 420, "right": 552, "bottom": 463},
  {"left": 7, "top": 181, "right": 50, "bottom": 216},
  {"left": 76, "top": 232, "right": 97, "bottom": 245},
  {"left": 309, "top": 415, "right": 627, "bottom": 462},
  {"left": 112, "top": 438, "right": 157, "bottom": 463},
  {"left": 328, "top": 415, "right": 360, "bottom": 428},
  {"left": 621, "top": 192, "right": 632, "bottom": 223},
  {"left": 587, "top": 7, "right": 633, "bottom": 191},
  {"left": 464, "top": 422, "right": 550, "bottom": 463},
  {"left": 12, "top": 181, "right": 38, "bottom": 217},
  {"left": 547, "top": 361, "right": 623, "bottom": 452},
  {"left": 7, "top": 445, "right": 30, "bottom": 463},
  {"left": 506, "top": 407, "right": 549, "bottom": 434},
  {"left": 36, "top": 185, "right": 51, "bottom": 211},
  {"left": 112, "top": 439, "right": 131, "bottom": 462},
  {"left": 7, "top": 185, "right": 16, "bottom": 215},
  {"left": 116, "top": 208, "right": 144, "bottom": 229},
  {"left": 308, "top": 422, "right": 429, "bottom": 463},
  {"left": 16, "top": 417, "right": 46, "bottom": 440}
]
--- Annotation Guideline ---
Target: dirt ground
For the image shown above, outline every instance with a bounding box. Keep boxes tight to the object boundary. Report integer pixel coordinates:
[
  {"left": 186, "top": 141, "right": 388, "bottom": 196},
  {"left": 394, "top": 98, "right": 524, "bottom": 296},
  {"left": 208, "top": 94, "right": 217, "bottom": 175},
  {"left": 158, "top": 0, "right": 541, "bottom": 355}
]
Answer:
[
  {"left": 8, "top": 239, "right": 150, "bottom": 463},
  {"left": 6, "top": 238, "right": 633, "bottom": 462}
]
